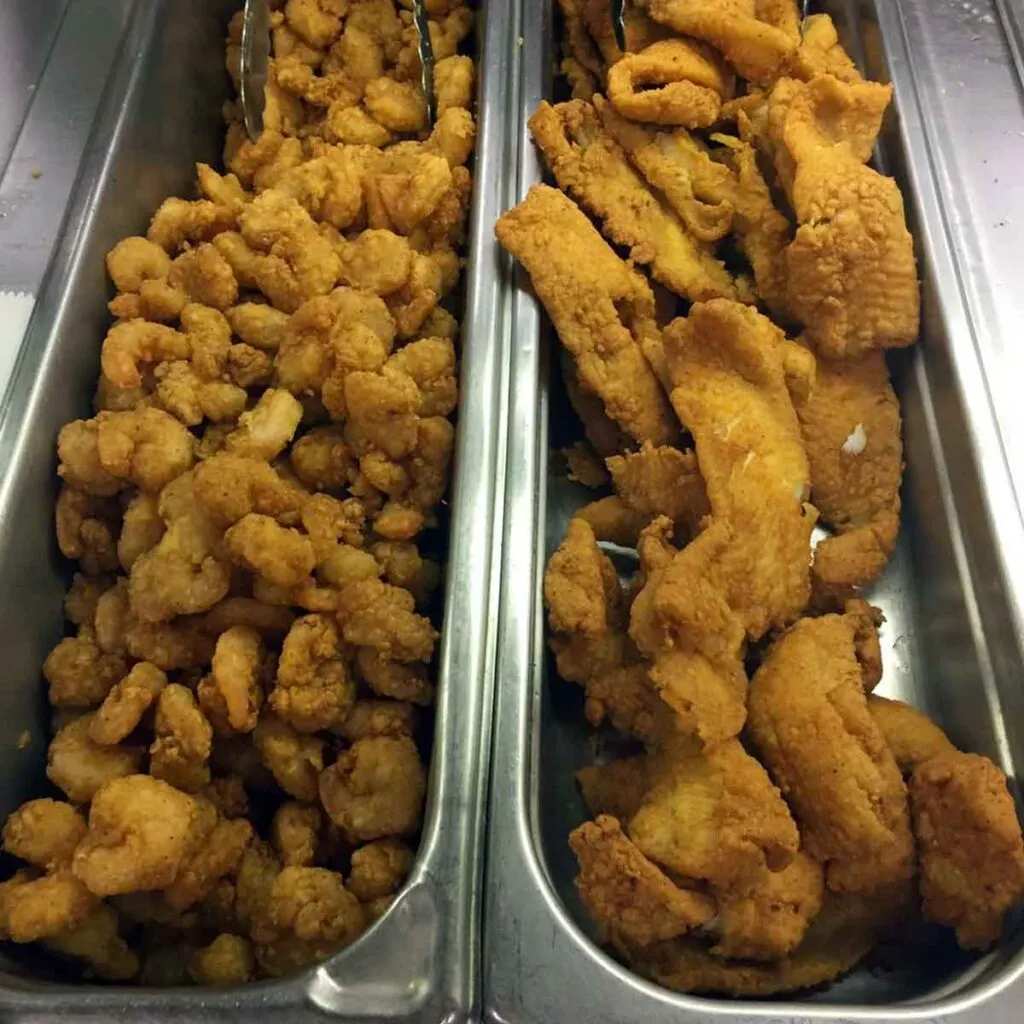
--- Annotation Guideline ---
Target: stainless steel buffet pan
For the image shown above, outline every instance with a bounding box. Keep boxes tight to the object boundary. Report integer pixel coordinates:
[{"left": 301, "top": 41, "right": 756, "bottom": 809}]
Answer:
[
  {"left": 484, "top": 0, "right": 1024, "bottom": 1019},
  {"left": 0, "top": 0, "right": 512, "bottom": 1019}
]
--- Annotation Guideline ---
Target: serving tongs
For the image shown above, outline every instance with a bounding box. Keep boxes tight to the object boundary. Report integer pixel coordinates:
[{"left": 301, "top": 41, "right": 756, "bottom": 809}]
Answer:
[
  {"left": 611, "top": 0, "right": 627, "bottom": 53},
  {"left": 239, "top": 0, "right": 437, "bottom": 141}
]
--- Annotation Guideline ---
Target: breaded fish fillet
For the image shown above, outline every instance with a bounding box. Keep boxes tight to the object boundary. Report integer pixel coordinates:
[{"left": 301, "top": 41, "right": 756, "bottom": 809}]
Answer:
[
  {"left": 798, "top": 350, "right": 903, "bottom": 597},
  {"left": 766, "top": 77, "right": 919, "bottom": 357},
  {"left": 748, "top": 613, "right": 915, "bottom": 893},
  {"left": 711, "top": 850, "right": 824, "bottom": 960},
  {"left": 631, "top": 883, "right": 913, "bottom": 996},
  {"left": 867, "top": 695, "right": 955, "bottom": 773},
  {"left": 570, "top": 815, "right": 716, "bottom": 947},
  {"left": 496, "top": 185, "right": 678, "bottom": 446},
  {"left": 606, "top": 443, "right": 710, "bottom": 541},
  {"left": 629, "top": 519, "right": 748, "bottom": 748},
  {"left": 528, "top": 100, "right": 741, "bottom": 302},
  {"left": 544, "top": 517, "right": 669, "bottom": 742},
  {"left": 910, "top": 751, "right": 1024, "bottom": 950},
  {"left": 628, "top": 736, "right": 800, "bottom": 890},
  {"left": 664, "top": 299, "right": 815, "bottom": 639},
  {"left": 639, "top": 0, "right": 799, "bottom": 84},
  {"left": 595, "top": 98, "right": 789, "bottom": 316}
]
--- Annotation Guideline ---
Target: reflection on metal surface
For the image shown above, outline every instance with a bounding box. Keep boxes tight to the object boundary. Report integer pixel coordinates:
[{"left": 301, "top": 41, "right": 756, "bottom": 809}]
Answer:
[
  {"left": 414, "top": 0, "right": 438, "bottom": 127},
  {"left": 483, "top": 0, "right": 1024, "bottom": 1020},
  {"left": 240, "top": 0, "right": 270, "bottom": 141},
  {"left": 0, "top": 0, "right": 134, "bottom": 402},
  {"left": 0, "top": 0, "right": 511, "bottom": 1019},
  {"left": 0, "top": 0, "right": 69, "bottom": 181}
]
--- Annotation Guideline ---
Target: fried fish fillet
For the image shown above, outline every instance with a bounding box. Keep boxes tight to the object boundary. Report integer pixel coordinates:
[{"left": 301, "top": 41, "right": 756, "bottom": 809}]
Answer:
[
  {"left": 544, "top": 517, "right": 669, "bottom": 742},
  {"left": 580, "top": 0, "right": 670, "bottom": 67},
  {"left": 767, "top": 76, "right": 919, "bottom": 357},
  {"left": 748, "top": 613, "right": 915, "bottom": 893},
  {"left": 496, "top": 185, "right": 678, "bottom": 446},
  {"left": 628, "top": 736, "right": 800, "bottom": 890},
  {"left": 638, "top": 0, "right": 799, "bottom": 84},
  {"left": 711, "top": 850, "right": 824, "bottom": 960},
  {"left": 570, "top": 815, "right": 716, "bottom": 946},
  {"left": 629, "top": 519, "right": 748, "bottom": 748},
  {"left": 561, "top": 354, "right": 632, "bottom": 459},
  {"left": 786, "top": 144, "right": 919, "bottom": 358},
  {"left": 528, "top": 100, "right": 741, "bottom": 302},
  {"left": 597, "top": 98, "right": 789, "bottom": 316},
  {"left": 663, "top": 300, "right": 815, "bottom": 639},
  {"left": 606, "top": 443, "right": 710, "bottom": 541},
  {"left": 606, "top": 39, "right": 732, "bottom": 128},
  {"left": 786, "top": 14, "right": 862, "bottom": 83},
  {"left": 768, "top": 73, "right": 892, "bottom": 195},
  {"left": 867, "top": 695, "right": 956, "bottom": 772},
  {"left": 594, "top": 98, "right": 734, "bottom": 242},
  {"left": 910, "top": 751, "right": 1024, "bottom": 950},
  {"left": 631, "top": 884, "right": 913, "bottom": 996},
  {"left": 868, "top": 696, "right": 1024, "bottom": 949},
  {"left": 799, "top": 350, "right": 903, "bottom": 597}
]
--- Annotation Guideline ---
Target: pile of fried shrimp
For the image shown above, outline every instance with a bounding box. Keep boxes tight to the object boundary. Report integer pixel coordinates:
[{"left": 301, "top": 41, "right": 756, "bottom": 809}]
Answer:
[
  {"left": 0, "top": 0, "right": 475, "bottom": 986},
  {"left": 496, "top": 0, "right": 1024, "bottom": 998}
]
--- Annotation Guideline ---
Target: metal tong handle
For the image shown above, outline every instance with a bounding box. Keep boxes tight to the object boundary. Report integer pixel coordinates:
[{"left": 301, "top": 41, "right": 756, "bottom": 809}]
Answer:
[
  {"left": 414, "top": 0, "right": 437, "bottom": 127},
  {"left": 611, "top": 0, "right": 627, "bottom": 54},
  {"left": 240, "top": 0, "right": 272, "bottom": 141}
]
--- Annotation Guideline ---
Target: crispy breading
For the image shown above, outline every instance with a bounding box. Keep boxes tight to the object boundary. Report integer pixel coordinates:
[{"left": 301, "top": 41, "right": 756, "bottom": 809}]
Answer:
[
  {"left": 748, "top": 614, "right": 915, "bottom": 893},
  {"left": 629, "top": 520, "right": 747, "bottom": 748},
  {"left": 910, "top": 751, "right": 1024, "bottom": 950},
  {"left": 593, "top": 99, "right": 734, "bottom": 244},
  {"left": 272, "top": 614, "right": 355, "bottom": 732},
  {"left": 562, "top": 356, "right": 632, "bottom": 459},
  {"left": 496, "top": 185, "right": 678, "bottom": 446},
  {"left": 711, "top": 851, "right": 824, "bottom": 960},
  {"left": 47, "top": 714, "right": 146, "bottom": 804},
  {"left": 3, "top": 800, "right": 86, "bottom": 872},
  {"left": 347, "top": 838, "right": 414, "bottom": 902},
  {"left": 318, "top": 735, "right": 427, "bottom": 843},
  {"left": 570, "top": 815, "right": 716, "bottom": 946},
  {"left": 606, "top": 443, "right": 709, "bottom": 540},
  {"left": 639, "top": 0, "right": 799, "bottom": 84},
  {"left": 629, "top": 737, "right": 799, "bottom": 891},
  {"left": 545, "top": 518, "right": 669, "bottom": 742},
  {"left": 867, "top": 696, "right": 956, "bottom": 772},
  {"left": 575, "top": 496, "right": 651, "bottom": 548},
  {"left": 0, "top": 872, "right": 97, "bottom": 944},
  {"left": 72, "top": 775, "right": 217, "bottom": 896},
  {"left": 768, "top": 74, "right": 891, "bottom": 197},
  {"left": 606, "top": 39, "right": 729, "bottom": 128},
  {"left": 664, "top": 300, "right": 814, "bottom": 639},
  {"left": 529, "top": 100, "right": 740, "bottom": 302},
  {"left": 580, "top": 0, "right": 669, "bottom": 66},
  {"left": 632, "top": 885, "right": 911, "bottom": 996},
  {"left": 782, "top": 139, "right": 918, "bottom": 357},
  {"left": 799, "top": 350, "right": 903, "bottom": 596},
  {"left": 787, "top": 14, "right": 861, "bottom": 83}
]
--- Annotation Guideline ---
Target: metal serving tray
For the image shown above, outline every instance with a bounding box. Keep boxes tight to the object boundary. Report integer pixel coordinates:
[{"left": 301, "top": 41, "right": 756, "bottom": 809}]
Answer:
[
  {"left": 0, "top": 0, "right": 512, "bottom": 1019},
  {"left": 484, "top": 0, "right": 1024, "bottom": 1019}
]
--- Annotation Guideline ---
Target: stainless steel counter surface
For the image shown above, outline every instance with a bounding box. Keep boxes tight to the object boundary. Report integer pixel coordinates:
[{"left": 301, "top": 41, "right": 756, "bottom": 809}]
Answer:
[
  {"left": 0, "top": 0, "right": 134, "bottom": 393},
  {"left": 0, "top": 0, "right": 69, "bottom": 177}
]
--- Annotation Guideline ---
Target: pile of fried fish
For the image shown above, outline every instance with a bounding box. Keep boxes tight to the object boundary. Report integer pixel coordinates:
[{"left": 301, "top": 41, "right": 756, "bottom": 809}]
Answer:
[
  {"left": 497, "top": 0, "right": 1024, "bottom": 997},
  {"left": 0, "top": 0, "right": 475, "bottom": 986}
]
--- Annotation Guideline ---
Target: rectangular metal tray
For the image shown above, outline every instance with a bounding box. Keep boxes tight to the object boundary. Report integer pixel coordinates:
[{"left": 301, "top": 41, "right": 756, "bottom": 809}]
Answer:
[
  {"left": 484, "top": 0, "right": 1024, "bottom": 1019},
  {"left": 0, "top": 0, "right": 512, "bottom": 1019}
]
